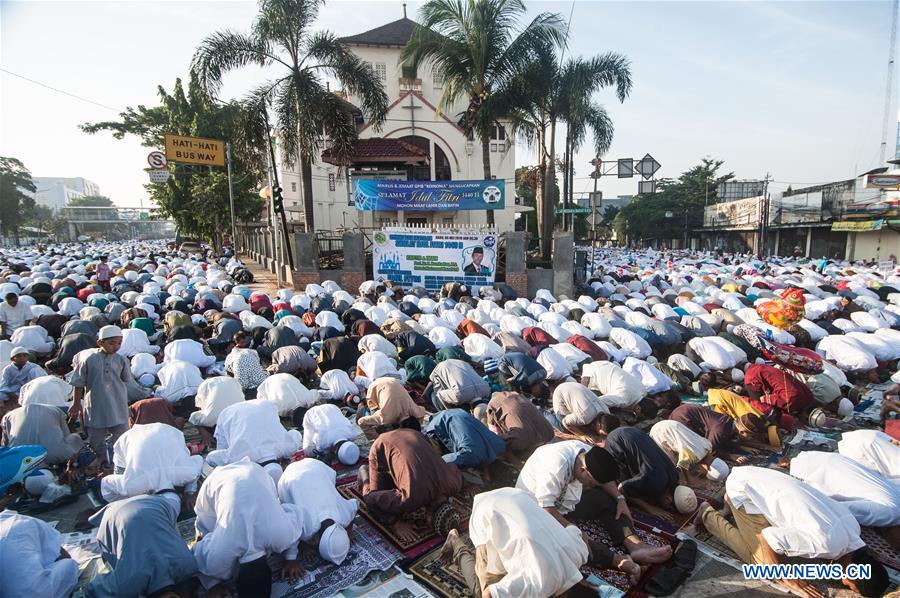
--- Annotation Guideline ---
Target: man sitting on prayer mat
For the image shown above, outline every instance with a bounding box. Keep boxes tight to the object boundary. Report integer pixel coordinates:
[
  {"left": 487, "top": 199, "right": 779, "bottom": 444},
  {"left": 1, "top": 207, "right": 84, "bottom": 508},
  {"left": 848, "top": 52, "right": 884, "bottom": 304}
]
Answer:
[
  {"left": 87, "top": 492, "right": 198, "bottom": 597},
  {"left": 358, "top": 428, "right": 463, "bottom": 526},
  {"left": 516, "top": 439, "right": 671, "bottom": 568},
  {"left": 697, "top": 466, "right": 889, "bottom": 597},
  {"left": 193, "top": 459, "right": 304, "bottom": 597},
  {"left": 277, "top": 458, "right": 359, "bottom": 581}
]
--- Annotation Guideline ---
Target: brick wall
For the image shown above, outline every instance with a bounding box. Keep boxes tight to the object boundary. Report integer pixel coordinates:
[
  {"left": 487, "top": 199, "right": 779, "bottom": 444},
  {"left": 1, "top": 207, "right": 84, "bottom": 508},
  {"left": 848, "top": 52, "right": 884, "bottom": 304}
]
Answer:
[
  {"left": 342, "top": 271, "right": 365, "bottom": 294},
  {"left": 506, "top": 273, "right": 527, "bottom": 298},
  {"left": 291, "top": 271, "right": 321, "bottom": 289}
]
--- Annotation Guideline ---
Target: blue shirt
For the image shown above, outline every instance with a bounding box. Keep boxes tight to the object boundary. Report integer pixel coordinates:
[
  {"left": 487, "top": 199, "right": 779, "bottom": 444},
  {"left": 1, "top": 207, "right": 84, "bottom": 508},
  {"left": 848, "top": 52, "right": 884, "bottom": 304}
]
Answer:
[
  {"left": 422, "top": 409, "right": 506, "bottom": 468},
  {"left": 0, "top": 362, "right": 45, "bottom": 395}
]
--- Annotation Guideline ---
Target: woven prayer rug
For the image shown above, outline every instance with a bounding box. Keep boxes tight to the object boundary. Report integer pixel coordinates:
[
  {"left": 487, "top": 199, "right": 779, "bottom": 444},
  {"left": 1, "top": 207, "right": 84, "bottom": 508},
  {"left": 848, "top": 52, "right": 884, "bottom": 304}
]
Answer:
[
  {"left": 407, "top": 532, "right": 472, "bottom": 598},
  {"left": 273, "top": 518, "right": 402, "bottom": 598},
  {"left": 336, "top": 478, "right": 473, "bottom": 555},
  {"left": 861, "top": 526, "right": 900, "bottom": 571}
]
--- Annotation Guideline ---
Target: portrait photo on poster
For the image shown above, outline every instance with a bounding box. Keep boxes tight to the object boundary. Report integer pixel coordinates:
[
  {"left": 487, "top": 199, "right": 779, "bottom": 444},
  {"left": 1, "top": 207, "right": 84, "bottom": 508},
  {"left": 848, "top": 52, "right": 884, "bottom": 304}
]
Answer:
[{"left": 462, "top": 245, "right": 494, "bottom": 276}]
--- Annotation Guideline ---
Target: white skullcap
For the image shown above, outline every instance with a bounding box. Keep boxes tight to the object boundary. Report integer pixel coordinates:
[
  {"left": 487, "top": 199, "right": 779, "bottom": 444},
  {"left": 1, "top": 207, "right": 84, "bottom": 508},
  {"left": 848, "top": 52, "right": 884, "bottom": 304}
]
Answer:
[
  {"left": 138, "top": 373, "right": 156, "bottom": 387},
  {"left": 99, "top": 325, "right": 123, "bottom": 340},
  {"left": 808, "top": 408, "right": 827, "bottom": 428},
  {"left": 730, "top": 368, "right": 744, "bottom": 383},
  {"left": 24, "top": 469, "right": 56, "bottom": 496},
  {"left": 337, "top": 441, "right": 360, "bottom": 466},
  {"left": 706, "top": 458, "right": 730, "bottom": 481},
  {"left": 319, "top": 523, "right": 351, "bottom": 565},
  {"left": 263, "top": 462, "right": 283, "bottom": 485},
  {"left": 673, "top": 485, "right": 698, "bottom": 514},
  {"left": 10, "top": 346, "right": 30, "bottom": 358},
  {"left": 837, "top": 398, "right": 855, "bottom": 418}
]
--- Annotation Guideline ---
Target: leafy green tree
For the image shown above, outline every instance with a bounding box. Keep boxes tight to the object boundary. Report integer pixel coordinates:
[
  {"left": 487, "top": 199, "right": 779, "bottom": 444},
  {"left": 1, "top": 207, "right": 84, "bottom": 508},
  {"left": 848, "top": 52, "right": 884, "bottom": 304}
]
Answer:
[
  {"left": 66, "top": 195, "right": 114, "bottom": 207},
  {"left": 191, "top": 0, "right": 389, "bottom": 232},
  {"left": 0, "top": 157, "right": 37, "bottom": 241},
  {"left": 402, "top": 0, "right": 566, "bottom": 226},
  {"left": 495, "top": 42, "right": 631, "bottom": 257},
  {"left": 82, "top": 77, "right": 264, "bottom": 242},
  {"left": 616, "top": 158, "right": 733, "bottom": 246}
]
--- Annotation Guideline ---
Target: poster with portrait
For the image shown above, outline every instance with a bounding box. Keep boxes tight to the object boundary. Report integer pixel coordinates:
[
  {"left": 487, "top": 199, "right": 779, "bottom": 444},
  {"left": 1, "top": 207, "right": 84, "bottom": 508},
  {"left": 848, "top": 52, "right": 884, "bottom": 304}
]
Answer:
[{"left": 372, "top": 227, "right": 498, "bottom": 292}]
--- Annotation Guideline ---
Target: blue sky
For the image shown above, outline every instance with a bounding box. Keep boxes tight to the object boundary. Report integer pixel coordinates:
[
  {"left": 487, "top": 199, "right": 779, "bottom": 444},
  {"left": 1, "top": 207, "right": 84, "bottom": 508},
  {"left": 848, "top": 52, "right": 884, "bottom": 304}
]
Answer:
[{"left": 1, "top": 0, "right": 896, "bottom": 206}]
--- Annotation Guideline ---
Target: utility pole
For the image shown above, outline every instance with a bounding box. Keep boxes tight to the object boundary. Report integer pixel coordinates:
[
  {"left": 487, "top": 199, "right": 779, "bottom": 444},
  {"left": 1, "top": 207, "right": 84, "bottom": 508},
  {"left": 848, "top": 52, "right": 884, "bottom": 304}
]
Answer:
[
  {"left": 590, "top": 157, "right": 601, "bottom": 242},
  {"left": 759, "top": 173, "right": 771, "bottom": 257},
  {"left": 225, "top": 143, "right": 237, "bottom": 249},
  {"left": 880, "top": 0, "right": 898, "bottom": 165}
]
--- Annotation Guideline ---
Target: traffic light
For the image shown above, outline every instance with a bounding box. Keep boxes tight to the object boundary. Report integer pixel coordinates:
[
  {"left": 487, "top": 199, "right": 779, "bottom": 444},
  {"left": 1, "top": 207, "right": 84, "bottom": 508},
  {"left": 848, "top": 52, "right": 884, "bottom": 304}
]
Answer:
[{"left": 272, "top": 185, "right": 284, "bottom": 214}]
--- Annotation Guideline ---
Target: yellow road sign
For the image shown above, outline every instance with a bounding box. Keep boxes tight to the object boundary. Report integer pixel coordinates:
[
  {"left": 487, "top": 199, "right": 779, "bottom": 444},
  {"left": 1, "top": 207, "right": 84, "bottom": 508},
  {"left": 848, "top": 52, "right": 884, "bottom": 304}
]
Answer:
[{"left": 164, "top": 134, "right": 225, "bottom": 167}]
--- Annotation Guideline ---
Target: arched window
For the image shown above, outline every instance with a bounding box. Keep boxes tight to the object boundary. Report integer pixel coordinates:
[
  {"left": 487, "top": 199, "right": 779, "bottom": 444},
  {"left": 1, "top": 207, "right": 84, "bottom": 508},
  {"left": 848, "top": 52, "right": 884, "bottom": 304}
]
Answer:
[{"left": 399, "top": 135, "right": 452, "bottom": 181}]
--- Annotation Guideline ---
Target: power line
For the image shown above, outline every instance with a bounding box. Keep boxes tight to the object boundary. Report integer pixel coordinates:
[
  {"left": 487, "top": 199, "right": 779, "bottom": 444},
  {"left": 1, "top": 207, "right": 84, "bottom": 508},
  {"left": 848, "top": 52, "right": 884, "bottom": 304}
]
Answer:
[{"left": 0, "top": 68, "right": 119, "bottom": 112}]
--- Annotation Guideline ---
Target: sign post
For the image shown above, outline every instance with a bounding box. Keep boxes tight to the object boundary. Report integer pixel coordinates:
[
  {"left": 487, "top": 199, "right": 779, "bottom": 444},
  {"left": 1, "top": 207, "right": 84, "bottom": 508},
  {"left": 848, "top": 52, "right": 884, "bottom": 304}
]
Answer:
[{"left": 225, "top": 143, "right": 236, "bottom": 248}]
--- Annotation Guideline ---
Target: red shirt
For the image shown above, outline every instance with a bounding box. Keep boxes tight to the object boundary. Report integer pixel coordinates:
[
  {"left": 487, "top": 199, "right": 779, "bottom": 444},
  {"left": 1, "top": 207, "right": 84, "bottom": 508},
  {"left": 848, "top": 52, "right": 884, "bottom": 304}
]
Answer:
[{"left": 744, "top": 364, "right": 814, "bottom": 413}]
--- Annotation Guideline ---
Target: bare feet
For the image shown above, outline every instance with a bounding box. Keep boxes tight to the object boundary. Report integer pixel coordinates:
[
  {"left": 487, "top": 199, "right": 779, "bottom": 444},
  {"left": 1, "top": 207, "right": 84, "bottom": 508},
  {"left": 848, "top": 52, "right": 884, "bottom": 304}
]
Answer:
[
  {"left": 439, "top": 528, "right": 460, "bottom": 562},
  {"left": 615, "top": 555, "right": 642, "bottom": 584},
  {"left": 627, "top": 542, "right": 673, "bottom": 564},
  {"left": 357, "top": 464, "right": 369, "bottom": 489}
]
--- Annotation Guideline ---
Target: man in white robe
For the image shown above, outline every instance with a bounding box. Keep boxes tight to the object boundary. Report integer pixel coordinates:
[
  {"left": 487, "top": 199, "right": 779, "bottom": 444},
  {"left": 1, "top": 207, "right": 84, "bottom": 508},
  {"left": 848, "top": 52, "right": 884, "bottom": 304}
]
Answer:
[
  {"left": 163, "top": 338, "right": 215, "bottom": 369},
  {"left": 193, "top": 459, "right": 304, "bottom": 594},
  {"left": 156, "top": 360, "right": 203, "bottom": 404},
  {"left": 118, "top": 328, "right": 159, "bottom": 358},
  {"left": 276, "top": 458, "right": 359, "bottom": 579},
  {"left": 789, "top": 451, "right": 900, "bottom": 535},
  {"left": 580, "top": 360, "right": 646, "bottom": 409},
  {"left": 551, "top": 381, "right": 610, "bottom": 434},
  {"left": 189, "top": 376, "right": 244, "bottom": 428},
  {"left": 838, "top": 430, "right": 900, "bottom": 481},
  {"left": 2, "top": 402, "right": 83, "bottom": 464},
  {"left": 205, "top": 400, "right": 301, "bottom": 482},
  {"left": 302, "top": 403, "right": 363, "bottom": 456},
  {"left": 100, "top": 422, "right": 203, "bottom": 502},
  {"left": 0, "top": 511, "right": 79, "bottom": 598},
  {"left": 255, "top": 373, "right": 317, "bottom": 418}
]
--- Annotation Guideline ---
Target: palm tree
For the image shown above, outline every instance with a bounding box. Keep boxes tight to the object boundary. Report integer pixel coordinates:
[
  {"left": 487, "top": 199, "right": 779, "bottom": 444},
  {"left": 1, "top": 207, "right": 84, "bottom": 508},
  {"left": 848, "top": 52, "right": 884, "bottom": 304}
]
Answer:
[
  {"left": 191, "top": 0, "right": 389, "bottom": 232},
  {"left": 401, "top": 0, "right": 566, "bottom": 226},
  {"left": 493, "top": 45, "right": 631, "bottom": 258}
]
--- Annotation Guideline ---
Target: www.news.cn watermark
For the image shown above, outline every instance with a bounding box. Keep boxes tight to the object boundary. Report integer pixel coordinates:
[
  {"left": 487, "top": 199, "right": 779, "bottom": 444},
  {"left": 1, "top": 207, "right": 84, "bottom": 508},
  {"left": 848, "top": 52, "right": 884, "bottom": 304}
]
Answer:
[{"left": 743, "top": 563, "right": 872, "bottom": 581}]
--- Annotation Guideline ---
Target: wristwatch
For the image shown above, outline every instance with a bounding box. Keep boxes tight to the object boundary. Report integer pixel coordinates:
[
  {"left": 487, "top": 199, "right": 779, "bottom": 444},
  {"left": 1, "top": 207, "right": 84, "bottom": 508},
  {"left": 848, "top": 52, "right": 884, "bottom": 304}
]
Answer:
[{"left": 616, "top": 494, "right": 626, "bottom": 501}]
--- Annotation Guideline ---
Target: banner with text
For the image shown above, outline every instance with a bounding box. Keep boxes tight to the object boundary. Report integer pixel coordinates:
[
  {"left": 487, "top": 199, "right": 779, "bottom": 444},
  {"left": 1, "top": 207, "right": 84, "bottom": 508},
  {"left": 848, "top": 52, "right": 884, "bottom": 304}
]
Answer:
[
  {"left": 373, "top": 227, "right": 497, "bottom": 292},
  {"left": 355, "top": 179, "right": 505, "bottom": 211}
]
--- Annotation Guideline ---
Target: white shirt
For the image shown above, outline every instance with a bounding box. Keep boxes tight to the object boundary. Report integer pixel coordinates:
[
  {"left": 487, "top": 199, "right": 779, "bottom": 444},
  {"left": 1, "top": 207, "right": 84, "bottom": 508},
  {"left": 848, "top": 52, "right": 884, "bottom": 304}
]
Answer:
[
  {"left": 623, "top": 357, "right": 673, "bottom": 395},
  {"left": 816, "top": 336, "right": 878, "bottom": 372},
  {"left": 255, "top": 373, "right": 317, "bottom": 416},
  {"left": 688, "top": 337, "right": 746, "bottom": 371},
  {"left": 10, "top": 325, "right": 54, "bottom": 354},
  {"left": 550, "top": 343, "right": 592, "bottom": 371},
  {"left": 838, "top": 430, "right": 900, "bottom": 481},
  {"left": 277, "top": 459, "right": 358, "bottom": 545},
  {"left": 516, "top": 440, "right": 591, "bottom": 514},
  {"left": 119, "top": 328, "right": 159, "bottom": 358},
  {"left": 608, "top": 327, "right": 652, "bottom": 359},
  {"left": 317, "top": 369, "right": 359, "bottom": 402},
  {"left": 536, "top": 347, "right": 573, "bottom": 380},
  {"left": 649, "top": 420, "right": 712, "bottom": 468},
  {"left": 302, "top": 403, "right": 362, "bottom": 454},
  {"left": 0, "top": 301, "right": 33, "bottom": 333},
  {"left": 581, "top": 360, "right": 645, "bottom": 408},
  {"left": 193, "top": 459, "right": 304, "bottom": 588},
  {"left": 790, "top": 451, "right": 900, "bottom": 528},
  {"left": 726, "top": 466, "right": 864, "bottom": 559},
  {"left": 163, "top": 339, "right": 215, "bottom": 369},
  {"left": 357, "top": 334, "right": 398, "bottom": 359},
  {"left": 552, "top": 382, "right": 608, "bottom": 428},
  {"left": 469, "top": 487, "right": 588, "bottom": 598},
  {"left": 0, "top": 512, "right": 79, "bottom": 598},
  {"left": 428, "top": 326, "right": 460, "bottom": 349},
  {"left": 461, "top": 333, "right": 504, "bottom": 363},
  {"left": 100, "top": 422, "right": 203, "bottom": 501},
  {"left": 208, "top": 400, "right": 302, "bottom": 466},
  {"left": 19, "top": 376, "right": 72, "bottom": 407},
  {"left": 189, "top": 377, "right": 245, "bottom": 427},
  {"left": 156, "top": 360, "right": 202, "bottom": 403},
  {"left": 667, "top": 353, "right": 701, "bottom": 379}
]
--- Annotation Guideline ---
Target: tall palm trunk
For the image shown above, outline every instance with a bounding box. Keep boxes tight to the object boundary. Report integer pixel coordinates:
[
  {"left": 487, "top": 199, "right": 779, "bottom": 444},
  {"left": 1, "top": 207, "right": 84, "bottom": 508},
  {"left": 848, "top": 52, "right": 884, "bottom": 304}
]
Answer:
[
  {"left": 481, "top": 134, "right": 495, "bottom": 227},
  {"left": 537, "top": 117, "right": 548, "bottom": 260},
  {"left": 541, "top": 115, "right": 557, "bottom": 260},
  {"left": 562, "top": 126, "right": 569, "bottom": 232}
]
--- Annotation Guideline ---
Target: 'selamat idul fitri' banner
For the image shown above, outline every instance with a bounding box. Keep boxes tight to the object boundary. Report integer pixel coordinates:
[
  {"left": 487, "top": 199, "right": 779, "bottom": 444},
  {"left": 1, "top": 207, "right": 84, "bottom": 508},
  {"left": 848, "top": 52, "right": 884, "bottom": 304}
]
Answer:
[
  {"left": 355, "top": 179, "right": 505, "bottom": 211},
  {"left": 373, "top": 228, "right": 498, "bottom": 292}
]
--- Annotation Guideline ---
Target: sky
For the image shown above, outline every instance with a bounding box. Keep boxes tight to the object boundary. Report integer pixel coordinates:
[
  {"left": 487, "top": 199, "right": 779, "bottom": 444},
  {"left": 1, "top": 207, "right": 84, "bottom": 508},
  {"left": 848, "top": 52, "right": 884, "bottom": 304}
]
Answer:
[{"left": 1, "top": 0, "right": 897, "bottom": 208}]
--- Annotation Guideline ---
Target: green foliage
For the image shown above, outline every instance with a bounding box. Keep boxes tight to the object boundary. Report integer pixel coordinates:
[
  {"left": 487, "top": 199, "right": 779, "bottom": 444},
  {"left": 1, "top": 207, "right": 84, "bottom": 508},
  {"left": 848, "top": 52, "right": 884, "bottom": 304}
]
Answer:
[
  {"left": 191, "top": 0, "right": 390, "bottom": 230},
  {"left": 82, "top": 77, "right": 264, "bottom": 241},
  {"left": 0, "top": 157, "right": 37, "bottom": 239},
  {"left": 616, "top": 158, "right": 734, "bottom": 244}
]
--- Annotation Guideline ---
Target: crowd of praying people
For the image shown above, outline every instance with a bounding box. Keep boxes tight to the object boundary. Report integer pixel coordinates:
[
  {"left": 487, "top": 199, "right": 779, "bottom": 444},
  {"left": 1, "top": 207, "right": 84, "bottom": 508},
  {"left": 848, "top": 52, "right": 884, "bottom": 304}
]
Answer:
[{"left": 0, "top": 241, "right": 898, "bottom": 598}]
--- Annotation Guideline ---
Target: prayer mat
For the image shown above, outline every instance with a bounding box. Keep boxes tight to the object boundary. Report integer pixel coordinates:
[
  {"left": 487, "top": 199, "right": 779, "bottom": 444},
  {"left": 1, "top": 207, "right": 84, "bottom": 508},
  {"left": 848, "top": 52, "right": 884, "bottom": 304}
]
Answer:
[
  {"left": 408, "top": 532, "right": 472, "bottom": 598},
  {"left": 861, "top": 526, "right": 900, "bottom": 571},
  {"left": 273, "top": 518, "right": 402, "bottom": 598},
  {"left": 685, "top": 475, "right": 726, "bottom": 503},
  {"left": 336, "top": 478, "right": 473, "bottom": 555},
  {"left": 575, "top": 518, "right": 677, "bottom": 593}
]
